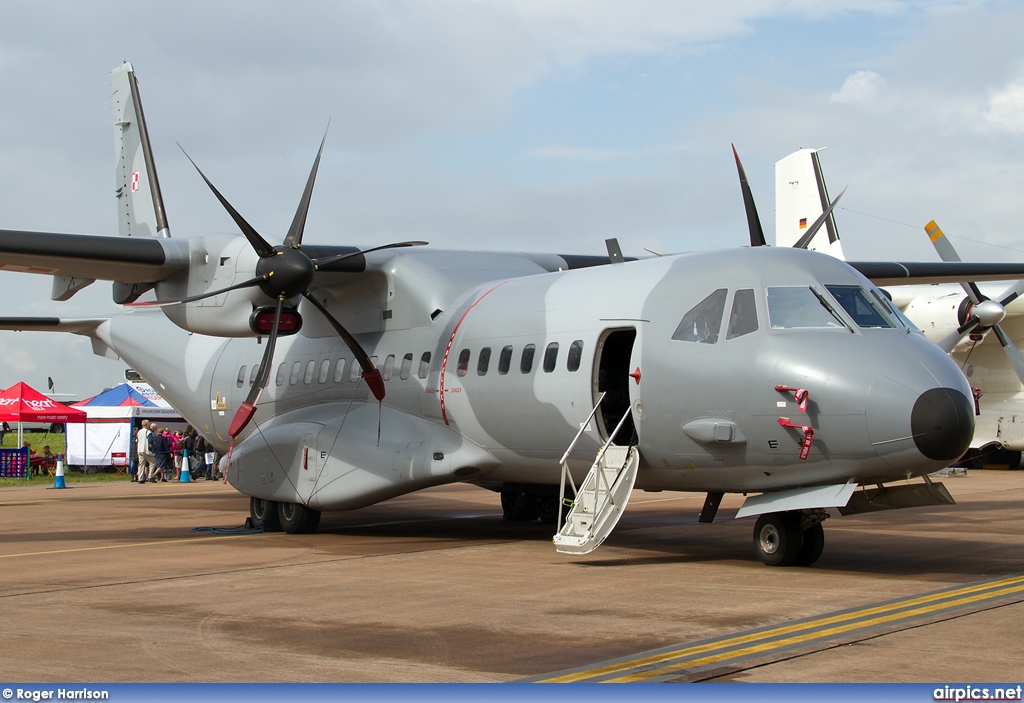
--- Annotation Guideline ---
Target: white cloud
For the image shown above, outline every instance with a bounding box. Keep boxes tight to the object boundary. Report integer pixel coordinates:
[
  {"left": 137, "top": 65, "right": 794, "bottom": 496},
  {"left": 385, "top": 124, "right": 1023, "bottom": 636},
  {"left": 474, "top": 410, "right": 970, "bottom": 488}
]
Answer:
[
  {"left": 830, "top": 70, "right": 889, "bottom": 109},
  {"left": 984, "top": 78, "right": 1024, "bottom": 133}
]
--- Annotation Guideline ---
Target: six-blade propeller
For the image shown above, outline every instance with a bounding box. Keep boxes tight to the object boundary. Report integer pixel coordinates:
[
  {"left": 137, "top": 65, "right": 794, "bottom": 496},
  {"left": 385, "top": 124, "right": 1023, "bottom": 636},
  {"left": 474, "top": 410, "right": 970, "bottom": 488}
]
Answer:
[{"left": 129, "top": 134, "right": 425, "bottom": 437}]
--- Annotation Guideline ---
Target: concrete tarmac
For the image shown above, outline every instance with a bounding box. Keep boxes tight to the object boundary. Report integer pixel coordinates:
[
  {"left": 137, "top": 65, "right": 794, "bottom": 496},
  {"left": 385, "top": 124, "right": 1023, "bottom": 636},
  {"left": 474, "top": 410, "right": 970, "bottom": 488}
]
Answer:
[{"left": 1, "top": 470, "right": 1022, "bottom": 683}]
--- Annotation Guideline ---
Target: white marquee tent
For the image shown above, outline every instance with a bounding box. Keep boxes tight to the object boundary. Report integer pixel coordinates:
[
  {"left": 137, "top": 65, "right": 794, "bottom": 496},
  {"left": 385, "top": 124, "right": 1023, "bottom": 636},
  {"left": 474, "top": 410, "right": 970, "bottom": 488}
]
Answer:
[{"left": 65, "top": 383, "right": 185, "bottom": 467}]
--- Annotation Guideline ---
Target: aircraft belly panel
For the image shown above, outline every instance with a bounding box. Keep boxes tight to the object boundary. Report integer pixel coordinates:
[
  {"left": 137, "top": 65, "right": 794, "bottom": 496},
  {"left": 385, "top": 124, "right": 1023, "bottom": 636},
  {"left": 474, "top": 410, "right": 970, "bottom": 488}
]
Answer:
[{"left": 228, "top": 402, "right": 500, "bottom": 511}]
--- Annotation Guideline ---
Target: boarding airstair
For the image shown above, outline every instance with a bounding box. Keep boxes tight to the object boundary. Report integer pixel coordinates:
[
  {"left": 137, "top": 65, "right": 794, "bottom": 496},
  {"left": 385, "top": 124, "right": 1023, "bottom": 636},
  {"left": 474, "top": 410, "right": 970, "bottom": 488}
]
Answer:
[{"left": 553, "top": 395, "right": 640, "bottom": 555}]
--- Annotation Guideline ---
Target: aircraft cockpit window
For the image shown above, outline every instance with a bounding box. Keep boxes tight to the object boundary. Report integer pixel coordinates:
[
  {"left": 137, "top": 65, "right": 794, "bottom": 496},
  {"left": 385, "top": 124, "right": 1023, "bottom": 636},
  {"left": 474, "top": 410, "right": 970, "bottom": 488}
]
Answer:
[
  {"left": 726, "top": 288, "right": 758, "bottom": 340},
  {"left": 236, "top": 365, "right": 247, "bottom": 388},
  {"left": 767, "top": 286, "right": 848, "bottom": 329},
  {"left": 418, "top": 352, "right": 431, "bottom": 379},
  {"left": 334, "top": 358, "right": 347, "bottom": 383},
  {"left": 543, "top": 343, "right": 559, "bottom": 372},
  {"left": 825, "top": 285, "right": 894, "bottom": 328},
  {"left": 521, "top": 344, "right": 536, "bottom": 373},
  {"left": 457, "top": 349, "right": 471, "bottom": 377},
  {"left": 498, "top": 346, "right": 513, "bottom": 375},
  {"left": 477, "top": 347, "right": 492, "bottom": 375},
  {"left": 567, "top": 340, "right": 584, "bottom": 371},
  {"left": 672, "top": 288, "right": 727, "bottom": 343},
  {"left": 871, "top": 289, "right": 918, "bottom": 331}
]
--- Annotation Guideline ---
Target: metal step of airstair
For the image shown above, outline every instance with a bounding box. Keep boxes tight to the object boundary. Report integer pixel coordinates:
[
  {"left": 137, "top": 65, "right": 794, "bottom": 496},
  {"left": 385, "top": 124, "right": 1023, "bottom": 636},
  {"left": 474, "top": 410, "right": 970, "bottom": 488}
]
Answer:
[{"left": 553, "top": 394, "right": 639, "bottom": 555}]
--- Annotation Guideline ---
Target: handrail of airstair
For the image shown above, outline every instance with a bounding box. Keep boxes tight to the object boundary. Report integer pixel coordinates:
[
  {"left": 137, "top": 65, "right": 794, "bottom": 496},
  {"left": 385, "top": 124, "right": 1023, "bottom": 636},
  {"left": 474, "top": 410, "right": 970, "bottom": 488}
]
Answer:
[
  {"left": 558, "top": 392, "right": 607, "bottom": 467},
  {"left": 557, "top": 392, "right": 606, "bottom": 528},
  {"left": 557, "top": 394, "right": 635, "bottom": 530}
]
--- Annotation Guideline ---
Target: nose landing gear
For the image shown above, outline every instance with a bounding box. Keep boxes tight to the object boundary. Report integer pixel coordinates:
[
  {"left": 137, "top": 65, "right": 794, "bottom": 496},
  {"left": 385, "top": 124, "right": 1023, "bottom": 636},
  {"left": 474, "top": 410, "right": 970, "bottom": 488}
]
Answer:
[{"left": 753, "top": 510, "right": 826, "bottom": 566}]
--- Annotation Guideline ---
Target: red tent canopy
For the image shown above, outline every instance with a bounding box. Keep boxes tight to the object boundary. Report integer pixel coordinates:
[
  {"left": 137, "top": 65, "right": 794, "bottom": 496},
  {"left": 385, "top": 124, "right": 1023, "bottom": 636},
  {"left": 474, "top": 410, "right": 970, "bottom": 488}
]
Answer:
[{"left": 0, "top": 382, "right": 87, "bottom": 423}]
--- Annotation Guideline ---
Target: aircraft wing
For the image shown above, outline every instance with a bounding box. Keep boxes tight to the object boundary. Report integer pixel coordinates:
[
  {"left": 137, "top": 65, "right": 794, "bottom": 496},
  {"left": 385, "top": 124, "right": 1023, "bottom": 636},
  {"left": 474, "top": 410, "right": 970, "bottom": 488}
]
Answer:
[
  {"left": 0, "top": 228, "right": 189, "bottom": 283},
  {"left": 849, "top": 261, "right": 1024, "bottom": 286}
]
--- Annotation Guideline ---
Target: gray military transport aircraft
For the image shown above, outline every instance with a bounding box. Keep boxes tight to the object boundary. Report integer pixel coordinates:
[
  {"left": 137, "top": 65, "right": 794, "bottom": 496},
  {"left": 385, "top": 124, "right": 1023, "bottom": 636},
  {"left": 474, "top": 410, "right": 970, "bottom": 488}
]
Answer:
[{"left": 1, "top": 62, "right": 1021, "bottom": 566}]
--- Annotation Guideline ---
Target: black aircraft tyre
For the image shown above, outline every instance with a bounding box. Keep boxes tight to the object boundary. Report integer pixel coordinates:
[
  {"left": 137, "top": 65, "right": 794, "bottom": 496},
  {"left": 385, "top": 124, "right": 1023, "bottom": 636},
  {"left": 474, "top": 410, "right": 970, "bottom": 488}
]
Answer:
[
  {"left": 249, "top": 496, "right": 281, "bottom": 532},
  {"left": 501, "top": 490, "right": 538, "bottom": 521},
  {"left": 535, "top": 494, "right": 562, "bottom": 525},
  {"left": 277, "top": 501, "right": 322, "bottom": 534},
  {"left": 793, "top": 522, "right": 825, "bottom": 566},
  {"left": 753, "top": 512, "right": 803, "bottom": 566}
]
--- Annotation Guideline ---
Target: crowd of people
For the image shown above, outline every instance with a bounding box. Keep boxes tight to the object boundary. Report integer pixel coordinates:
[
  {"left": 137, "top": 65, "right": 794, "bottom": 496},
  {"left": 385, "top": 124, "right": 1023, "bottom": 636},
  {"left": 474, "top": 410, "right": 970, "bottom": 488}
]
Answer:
[{"left": 130, "top": 422, "right": 219, "bottom": 483}]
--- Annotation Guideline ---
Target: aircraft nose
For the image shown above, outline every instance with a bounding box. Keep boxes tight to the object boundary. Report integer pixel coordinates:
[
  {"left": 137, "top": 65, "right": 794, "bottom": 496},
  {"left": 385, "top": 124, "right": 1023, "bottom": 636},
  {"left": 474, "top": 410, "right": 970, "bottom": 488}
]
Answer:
[{"left": 910, "top": 387, "right": 973, "bottom": 462}]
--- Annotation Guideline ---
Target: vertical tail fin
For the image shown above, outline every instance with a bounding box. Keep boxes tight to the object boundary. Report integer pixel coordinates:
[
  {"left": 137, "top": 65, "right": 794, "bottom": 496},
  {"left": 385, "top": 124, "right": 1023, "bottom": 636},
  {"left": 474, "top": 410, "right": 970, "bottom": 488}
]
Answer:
[
  {"left": 112, "top": 61, "right": 170, "bottom": 239},
  {"left": 774, "top": 148, "right": 844, "bottom": 259}
]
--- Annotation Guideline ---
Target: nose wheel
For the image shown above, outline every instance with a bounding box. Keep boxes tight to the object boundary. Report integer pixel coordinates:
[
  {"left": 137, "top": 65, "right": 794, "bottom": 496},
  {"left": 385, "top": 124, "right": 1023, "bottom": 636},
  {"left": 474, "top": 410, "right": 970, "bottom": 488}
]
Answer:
[{"left": 753, "top": 511, "right": 825, "bottom": 566}]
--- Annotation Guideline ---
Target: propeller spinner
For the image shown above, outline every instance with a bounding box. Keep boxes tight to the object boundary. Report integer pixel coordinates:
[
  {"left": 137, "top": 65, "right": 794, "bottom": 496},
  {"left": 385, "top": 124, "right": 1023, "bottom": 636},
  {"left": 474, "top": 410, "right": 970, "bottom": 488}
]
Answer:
[{"left": 925, "top": 220, "right": 1024, "bottom": 384}]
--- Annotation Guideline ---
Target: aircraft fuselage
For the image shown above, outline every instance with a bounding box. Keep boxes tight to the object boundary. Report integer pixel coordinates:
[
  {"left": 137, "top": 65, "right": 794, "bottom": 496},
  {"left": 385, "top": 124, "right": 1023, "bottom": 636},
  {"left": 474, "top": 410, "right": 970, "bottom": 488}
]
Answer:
[{"left": 94, "top": 246, "right": 974, "bottom": 512}]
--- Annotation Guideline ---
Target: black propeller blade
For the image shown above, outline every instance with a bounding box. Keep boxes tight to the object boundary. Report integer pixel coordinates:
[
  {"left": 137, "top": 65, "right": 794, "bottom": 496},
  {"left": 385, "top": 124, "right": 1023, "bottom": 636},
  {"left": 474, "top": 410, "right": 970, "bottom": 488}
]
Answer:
[
  {"left": 228, "top": 296, "right": 284, "bottom": 437},
  {"left": 302, "top": 291, "right": 385, "bottom": 401},
  {"left": 180, "top": 147, "right": 275, "bottom": 258},
  {"left": 283, "top": 131, "right": 327, "bottom": 250},
  {"left": 124, "top": 273, "right": 269, "bottom": 308},
  {"left": 731, "top": 144, "right": 766, "bottom": 247},
  {"left": 792, "top": 186, "right": 846, "bottom": 250}
]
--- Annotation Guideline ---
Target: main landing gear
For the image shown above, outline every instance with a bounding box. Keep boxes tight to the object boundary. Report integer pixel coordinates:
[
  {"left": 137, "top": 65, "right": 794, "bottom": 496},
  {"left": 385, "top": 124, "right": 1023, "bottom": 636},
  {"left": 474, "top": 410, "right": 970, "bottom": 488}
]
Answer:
[
  {"left": 753, "top": 510, "right": 826, "bottom": 566},
  {"left": 501, "top": 484, "right": 571, "bottom": 525},
  {"left": 248, "top": 496, "right": 321, "bottom": 534}
]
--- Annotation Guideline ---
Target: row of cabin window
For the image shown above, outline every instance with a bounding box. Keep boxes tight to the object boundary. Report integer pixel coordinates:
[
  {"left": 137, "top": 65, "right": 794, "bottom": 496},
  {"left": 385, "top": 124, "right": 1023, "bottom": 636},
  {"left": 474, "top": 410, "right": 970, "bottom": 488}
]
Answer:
[
  {"left": 454, "top": 340, "right": 585, "bottom": 377},
  {"left": 236, "top": 352, "right": 433, "bottom": 389},
  {"left": 234, "top": 339, "right": 587, "bottom": 389}
]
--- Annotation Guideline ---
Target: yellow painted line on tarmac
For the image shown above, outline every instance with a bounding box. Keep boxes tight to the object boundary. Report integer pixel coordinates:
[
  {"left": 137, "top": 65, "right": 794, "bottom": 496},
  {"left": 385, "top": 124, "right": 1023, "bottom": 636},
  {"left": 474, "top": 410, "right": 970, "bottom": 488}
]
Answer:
[
  {"left": 536, "top": 573, "right": 1024, "bottom": 683},
  {"left": 0, "top": 532, "right": 256, "bottom": 560}
]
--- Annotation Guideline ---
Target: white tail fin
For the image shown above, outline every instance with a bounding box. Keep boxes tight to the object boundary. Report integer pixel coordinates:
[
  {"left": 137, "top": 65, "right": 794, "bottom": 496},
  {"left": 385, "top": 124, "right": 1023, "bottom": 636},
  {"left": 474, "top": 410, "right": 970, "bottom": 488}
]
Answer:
[
  {"left": 112, "top": 61, "right": 170, "bottom": 239},
  {"left": 775, "top": 148, "right": 844, "bottom": 259}
]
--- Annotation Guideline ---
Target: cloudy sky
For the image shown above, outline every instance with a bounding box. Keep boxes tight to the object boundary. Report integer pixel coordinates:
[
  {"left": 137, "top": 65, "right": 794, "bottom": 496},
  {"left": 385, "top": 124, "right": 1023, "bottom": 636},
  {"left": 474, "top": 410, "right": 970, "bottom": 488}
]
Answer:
[{"left": 1, "top": 0, "right": 1023, "bottom": 398}]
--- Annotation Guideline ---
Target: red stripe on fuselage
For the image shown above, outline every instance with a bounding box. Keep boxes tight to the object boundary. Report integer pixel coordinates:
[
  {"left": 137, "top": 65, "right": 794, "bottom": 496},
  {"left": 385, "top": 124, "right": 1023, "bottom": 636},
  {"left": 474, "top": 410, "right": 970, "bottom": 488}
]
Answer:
[{"left": 439, "top": 280, "right": 510, "bottom": 426}]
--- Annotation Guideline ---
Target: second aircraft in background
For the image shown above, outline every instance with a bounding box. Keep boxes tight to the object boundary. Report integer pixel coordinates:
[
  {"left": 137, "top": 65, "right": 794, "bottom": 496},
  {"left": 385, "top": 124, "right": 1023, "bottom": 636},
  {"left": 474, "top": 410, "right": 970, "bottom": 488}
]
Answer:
[{"left": 775, "top": 147, "right": 1024, "bottom": 469}]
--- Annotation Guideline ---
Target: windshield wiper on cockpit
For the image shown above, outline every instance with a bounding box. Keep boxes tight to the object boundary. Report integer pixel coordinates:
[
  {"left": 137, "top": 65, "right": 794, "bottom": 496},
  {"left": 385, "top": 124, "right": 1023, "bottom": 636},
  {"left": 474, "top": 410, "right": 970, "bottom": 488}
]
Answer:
[{"left": 809, "top": 285, "right": 855, "bottom": 333}]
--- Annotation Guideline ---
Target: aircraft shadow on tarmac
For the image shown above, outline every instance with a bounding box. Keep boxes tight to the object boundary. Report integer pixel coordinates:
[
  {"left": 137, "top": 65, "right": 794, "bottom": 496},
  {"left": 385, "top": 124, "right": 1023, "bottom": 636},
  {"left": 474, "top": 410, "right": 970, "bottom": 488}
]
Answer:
[{"left": 6, "top": 491, "right": 1021, "bottom": 579}]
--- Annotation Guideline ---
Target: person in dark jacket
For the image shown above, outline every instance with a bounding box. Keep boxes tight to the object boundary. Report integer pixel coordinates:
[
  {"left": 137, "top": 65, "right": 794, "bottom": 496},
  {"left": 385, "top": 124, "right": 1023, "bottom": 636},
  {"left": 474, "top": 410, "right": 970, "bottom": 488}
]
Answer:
[{"left": 150, "top": 423, "right": 171, "bottom": 482}]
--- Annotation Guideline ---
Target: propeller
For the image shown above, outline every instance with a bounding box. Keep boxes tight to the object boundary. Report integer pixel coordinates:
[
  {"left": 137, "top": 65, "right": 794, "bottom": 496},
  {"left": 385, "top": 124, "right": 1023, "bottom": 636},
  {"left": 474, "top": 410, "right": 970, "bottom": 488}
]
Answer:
[
  {"left": 731, "top": 145, "right": 845, "bottom": 249},
  {"left": 732, "top": 144, "right": 766, "bottom": 247},
  {"left": 131, "top": 132, "right": 426, "bottom": 436},
  {"left": 924, "top": 220, "right": 1024, "bottom": 383}
]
